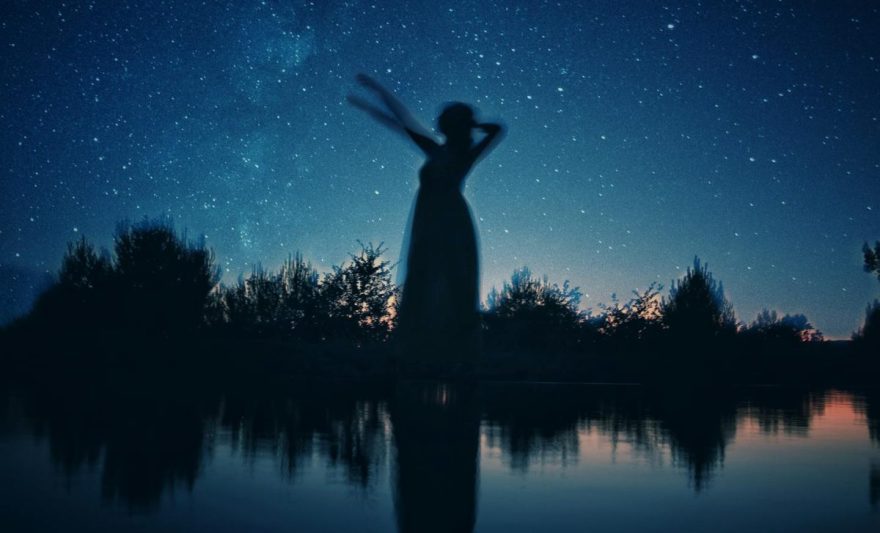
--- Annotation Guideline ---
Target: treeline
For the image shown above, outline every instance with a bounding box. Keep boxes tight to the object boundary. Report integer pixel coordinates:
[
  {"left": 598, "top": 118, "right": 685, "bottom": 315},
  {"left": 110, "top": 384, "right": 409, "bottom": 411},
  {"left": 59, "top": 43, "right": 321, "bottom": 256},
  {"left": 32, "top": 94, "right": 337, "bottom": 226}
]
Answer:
[
  {"left": 205, "top": 243, "right": 396, "bottom": 345},
  {"left": 25, "top": 220, "right": 217, "bottom": 336},
  {"left": 481, "top": 260, "right": 840, "bottom": 383},
  {"left": 17, "top": 220, "right": 397, "bottom": 350},
  {"left": 4, "top": 219, "right": 879, "bottom": 382},
  {"left": 483, "top": 259, "right": 828, "bottom": 352}
]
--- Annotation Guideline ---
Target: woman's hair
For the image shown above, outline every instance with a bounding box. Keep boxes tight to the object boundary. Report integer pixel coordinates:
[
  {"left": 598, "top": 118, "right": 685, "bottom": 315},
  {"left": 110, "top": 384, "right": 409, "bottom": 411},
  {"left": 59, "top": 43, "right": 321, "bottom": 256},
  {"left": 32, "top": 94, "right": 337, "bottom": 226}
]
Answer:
[{"left": 437, "top": 102, "right": 476, "bottom": 138}]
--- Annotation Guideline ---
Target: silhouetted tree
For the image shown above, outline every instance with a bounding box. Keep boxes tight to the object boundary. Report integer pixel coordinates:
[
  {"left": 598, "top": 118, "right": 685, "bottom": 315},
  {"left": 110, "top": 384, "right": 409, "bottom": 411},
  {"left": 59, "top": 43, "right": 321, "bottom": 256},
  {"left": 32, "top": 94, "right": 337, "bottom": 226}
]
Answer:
[
  {"left": 28, "top": 236, "right": 113, "bottom": 329},
  {"left": 213, "top": 266, "right": 283, "bottom": 336},
  {"left": 277, "top": 253, "right": 323, "bottom": 339},
  {"left": 598, "top": 283, "right": 664, "bottom": 342},
  {"left": 113, "top": 219, "right": 220, "bottom": 334},
  {"left": 854, "top": 300, "right": 880, "bottom": 348},
  {"left": 320, "top": 242, "right": 396, "bottom": 343},
  {"left": 208, "top": 254, "right": 323, "bottom": 340},
  {"left": 59, "top": 236, "right": 113, "bottom": 291},
  {"left": 855, "top": 242, "right": 880, "bottom": 352},
  {"left": 484, "top": 267, "right": 583, "bottom": 352},
  {"left": 663, "top": 257, "right": 735, "bottom": 341},
  {"left": 864, "top": 241, "right": 880, "bottom": 282},
  {"left": 743, "top": 309, "right": 823, "bottom": 343}
]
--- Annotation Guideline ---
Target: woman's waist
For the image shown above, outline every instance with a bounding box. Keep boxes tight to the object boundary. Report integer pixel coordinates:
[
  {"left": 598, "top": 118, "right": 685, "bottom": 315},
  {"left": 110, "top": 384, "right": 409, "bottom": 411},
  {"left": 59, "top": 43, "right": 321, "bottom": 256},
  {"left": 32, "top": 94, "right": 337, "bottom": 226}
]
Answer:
[{"left": 416, "top": 184, "right": 465, "bottom": 197}]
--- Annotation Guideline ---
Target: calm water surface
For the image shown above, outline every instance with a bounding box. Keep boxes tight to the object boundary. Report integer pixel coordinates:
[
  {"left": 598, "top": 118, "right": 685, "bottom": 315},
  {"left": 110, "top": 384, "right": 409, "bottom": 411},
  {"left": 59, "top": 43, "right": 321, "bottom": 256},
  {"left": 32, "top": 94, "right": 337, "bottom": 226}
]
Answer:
[{"left": 1, "top": 381, "right": 879, "bottom": 532}]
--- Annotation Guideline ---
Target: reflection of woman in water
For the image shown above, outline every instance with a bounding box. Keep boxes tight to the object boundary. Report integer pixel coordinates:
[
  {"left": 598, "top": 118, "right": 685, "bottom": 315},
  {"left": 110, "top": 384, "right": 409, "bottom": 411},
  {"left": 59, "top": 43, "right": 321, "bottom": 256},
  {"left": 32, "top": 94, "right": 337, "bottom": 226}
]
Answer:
[{"left": 349, "top": 74, "right": 503, "bottom": 360}]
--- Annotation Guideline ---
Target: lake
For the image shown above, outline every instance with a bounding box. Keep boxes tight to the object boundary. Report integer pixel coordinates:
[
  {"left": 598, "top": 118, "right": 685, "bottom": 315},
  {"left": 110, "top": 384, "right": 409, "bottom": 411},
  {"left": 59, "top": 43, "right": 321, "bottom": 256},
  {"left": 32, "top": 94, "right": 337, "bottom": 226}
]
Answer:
[{"left": 1, "top": 380, "right": 879, "bottom": 532}]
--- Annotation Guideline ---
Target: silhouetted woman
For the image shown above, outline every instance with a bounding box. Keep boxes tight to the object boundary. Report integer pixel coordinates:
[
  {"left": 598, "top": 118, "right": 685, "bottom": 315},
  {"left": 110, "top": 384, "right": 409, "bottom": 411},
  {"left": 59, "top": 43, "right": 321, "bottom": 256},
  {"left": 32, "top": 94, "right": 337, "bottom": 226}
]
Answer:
[{"left": 349, "top": 74, "right": 503, "bottom": 362}]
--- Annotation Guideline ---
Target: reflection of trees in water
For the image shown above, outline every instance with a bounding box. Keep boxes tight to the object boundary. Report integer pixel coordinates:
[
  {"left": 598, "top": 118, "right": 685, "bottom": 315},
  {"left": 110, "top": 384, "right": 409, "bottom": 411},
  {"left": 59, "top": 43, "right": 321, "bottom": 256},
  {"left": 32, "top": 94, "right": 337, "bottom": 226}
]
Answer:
[
  {"left": 15, "top": 376, "right": 216, "bottom": 511},
  {"left": 480, "top": 384, "right": 663, "bottom": 472},
  {"left": 482, "top": 384, "right": 586, "bottom": 471},
  {"left": 481, "top": 384, "right": 738, "bottom": 490},
  {"left": 480, "top": 385, "right": 827, "bottom": 492},
  {"left": 7, "top": 378, "right": 851, "bottom": 516},
  {"left": 652, "top": 391, "right": 738, "bottom": 491},
  {"left": 10, "top": 377, "right": 391, "bottom": 511},
  {"left": 853, "top": 390, "right": 880, "bottom": 445},
  {"left": 741, "top": 388, "right": 822, "bottom": 436},
  {"left": 99, "top": 395, "right": 208, "bottom": 508},
  {"left": 219, "top": 383, "right": 388, "bottom": 488},
  {"left": 871, "top": 463, "right": 880, "bottom": 509}
]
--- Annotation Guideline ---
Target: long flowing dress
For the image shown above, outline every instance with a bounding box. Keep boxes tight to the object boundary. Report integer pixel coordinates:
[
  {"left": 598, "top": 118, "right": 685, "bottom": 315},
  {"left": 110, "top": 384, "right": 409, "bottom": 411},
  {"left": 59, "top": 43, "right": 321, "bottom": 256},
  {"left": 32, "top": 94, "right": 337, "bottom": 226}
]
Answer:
[{"left": 396, "top": 146, "right": 480, "bottom": 361}]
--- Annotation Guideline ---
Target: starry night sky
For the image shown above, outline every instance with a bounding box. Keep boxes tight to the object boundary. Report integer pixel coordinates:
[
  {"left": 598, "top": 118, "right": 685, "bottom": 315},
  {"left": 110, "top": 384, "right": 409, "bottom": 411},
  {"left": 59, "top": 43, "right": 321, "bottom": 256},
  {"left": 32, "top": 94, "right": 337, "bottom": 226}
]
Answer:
[{"left": 2, "top": 1, "right": 879, "bottom": 337}]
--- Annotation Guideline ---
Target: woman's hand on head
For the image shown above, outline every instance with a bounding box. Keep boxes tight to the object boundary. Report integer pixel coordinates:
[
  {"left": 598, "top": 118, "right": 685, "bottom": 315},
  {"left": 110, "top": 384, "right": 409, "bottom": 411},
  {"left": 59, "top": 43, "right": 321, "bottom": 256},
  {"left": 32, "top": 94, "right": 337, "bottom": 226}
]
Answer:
[
  {"left": 469, "top": 122, "right": 505, "bottom": 161},
  {"left": 475, "top": 122, "right": 502, "bottom": 134}
]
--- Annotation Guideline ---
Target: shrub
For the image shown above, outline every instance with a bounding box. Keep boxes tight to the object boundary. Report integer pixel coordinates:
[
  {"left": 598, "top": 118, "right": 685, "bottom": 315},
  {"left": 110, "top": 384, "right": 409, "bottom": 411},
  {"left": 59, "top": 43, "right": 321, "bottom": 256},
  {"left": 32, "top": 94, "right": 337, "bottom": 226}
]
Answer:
[
  {"left": 598, "top": 283, "right": 664, "bottom": 342},
  {"left": 209, "top": 254, "right": 323, "bottom": 339},
  {"left": 113, "top": 219, "right": 220, "bottom": 333},
  {"left": 320, "top": 243, "right": 396, "bottom": 343},
  {"left": 484, "top": 267, "right": 583, "bottom": 352},
  {"left": 744, "top": 309, "right": 823, "bottom": 344},
  {"left": 59, "top": 236, "right": 113, "bottom": 291},
  {"left": 864, "top": 241, "right": 880, "bottom": 282},
  {"left": 29, "top": 237, "right": 113, "bottom": 328},
  {"left": 663, "top": 257, "right": 735, "bottom": 340},
  {"left": 854, "top": 300, "right": 880, "bottom": 348}
]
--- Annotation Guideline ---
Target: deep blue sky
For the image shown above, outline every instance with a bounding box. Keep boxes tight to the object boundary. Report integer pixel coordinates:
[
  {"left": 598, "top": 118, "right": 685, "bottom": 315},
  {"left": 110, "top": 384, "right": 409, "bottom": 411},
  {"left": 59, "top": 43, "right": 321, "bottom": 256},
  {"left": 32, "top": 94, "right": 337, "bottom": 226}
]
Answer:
[{"left": 2, "top": 1, "right": 879, "bottom": 337}]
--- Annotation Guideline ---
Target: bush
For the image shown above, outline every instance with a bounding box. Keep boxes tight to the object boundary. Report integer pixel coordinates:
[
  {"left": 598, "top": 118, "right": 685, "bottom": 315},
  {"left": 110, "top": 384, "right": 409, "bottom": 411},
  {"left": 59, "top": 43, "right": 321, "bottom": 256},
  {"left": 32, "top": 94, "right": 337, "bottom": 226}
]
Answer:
[
  {"left": 277, "top": 254, "right": 323, "bottom": 339},
  {"left": 320, "top": 243, "right": 396, "bottom": 344},
  {"left": 113, "top": 219, "right": 220, "bottom": 333},
  {"left": 484, "top": 267, "right": 583, "bottom": 352},
  {"left": 743, "top": 309, "right": 823, "bottom": 344},
  {"left": 217, "top": 266, "right": 283, "bottom": 336},
  {"left": 663, "top": 257, "right": 735, "bottom": 341},
  {"left": 29, "top": 237, "right": 113, "bottom": 328},
  {"left": 854, "top": 300, "right": 880, "bottom": 349},
  {"left": 208, "top": 254, "right": 323, "bottom": 340},
  {"left": 598, "top": 283, "right": 664, "bottom": 343},
  {"left": 59, "top": 236, "right": 113, "bottom": 291},
  {"left": 864, "top": 241, "right": 880, "bottom": 282},
  {"left": 27, "top": 219, "right": 220, "bottom": 337}
]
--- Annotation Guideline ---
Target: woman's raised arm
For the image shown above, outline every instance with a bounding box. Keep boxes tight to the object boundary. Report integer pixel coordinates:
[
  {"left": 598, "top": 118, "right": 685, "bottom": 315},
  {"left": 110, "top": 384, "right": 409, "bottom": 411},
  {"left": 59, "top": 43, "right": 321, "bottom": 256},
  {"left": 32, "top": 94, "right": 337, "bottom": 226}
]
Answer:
[
  {"left": 470, "top": 122, "right": 504, "bottom": 162},
  {"left": 347, "top": 94, "right": 404, "bottom": 134},
  {"left": 351, "top": 74, "right": 439, "bottom": 155}
]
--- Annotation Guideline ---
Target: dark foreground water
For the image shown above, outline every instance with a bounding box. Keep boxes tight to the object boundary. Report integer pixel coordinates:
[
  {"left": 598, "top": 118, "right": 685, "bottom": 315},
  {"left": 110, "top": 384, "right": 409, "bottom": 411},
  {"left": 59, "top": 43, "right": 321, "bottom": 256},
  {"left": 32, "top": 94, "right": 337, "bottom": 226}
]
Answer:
[{"left": 2, "top": 380, "right": 879, "bottom": 532}]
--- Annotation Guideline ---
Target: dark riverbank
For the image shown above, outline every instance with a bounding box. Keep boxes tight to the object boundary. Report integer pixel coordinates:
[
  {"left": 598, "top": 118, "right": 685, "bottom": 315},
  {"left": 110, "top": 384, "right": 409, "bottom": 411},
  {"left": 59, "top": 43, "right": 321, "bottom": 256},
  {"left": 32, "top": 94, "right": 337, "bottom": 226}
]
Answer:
[{"left": 0, "top": 324, "right": 872, "bottom": 389}]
